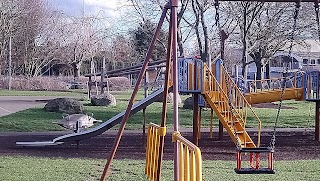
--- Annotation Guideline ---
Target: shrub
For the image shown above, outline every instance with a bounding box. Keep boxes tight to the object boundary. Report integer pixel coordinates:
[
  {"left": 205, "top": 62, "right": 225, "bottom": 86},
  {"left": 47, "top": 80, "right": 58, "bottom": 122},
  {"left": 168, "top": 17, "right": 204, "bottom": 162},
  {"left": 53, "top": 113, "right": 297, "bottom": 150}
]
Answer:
[
  {"left": 0, "top": 76, "right": 67, "bottom": 91},
  {"left": 0, "top": 76, "right": 131, "bottom": 91}
]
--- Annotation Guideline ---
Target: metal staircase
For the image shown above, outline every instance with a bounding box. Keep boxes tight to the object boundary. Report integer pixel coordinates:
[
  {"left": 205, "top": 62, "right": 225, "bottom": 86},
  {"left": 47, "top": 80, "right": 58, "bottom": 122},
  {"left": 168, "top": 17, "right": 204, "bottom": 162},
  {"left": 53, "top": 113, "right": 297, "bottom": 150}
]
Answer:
[
  {"left": 178, "top": 58, "right": 261, "bottom": 148},
  {"left": 202, "top": 63, "right": 261, "bottom": 148}
]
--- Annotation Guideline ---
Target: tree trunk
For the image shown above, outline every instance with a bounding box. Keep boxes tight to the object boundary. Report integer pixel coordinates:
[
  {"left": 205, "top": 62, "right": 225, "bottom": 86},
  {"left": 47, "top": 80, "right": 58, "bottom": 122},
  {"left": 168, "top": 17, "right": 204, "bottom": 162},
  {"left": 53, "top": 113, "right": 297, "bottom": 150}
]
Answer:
[
  {"left": 265, "top": 63, "right": 270, "bottom": 79},
  {"left": 256, "top": 61, "right": 262, "bottom": 81},
  {"left": 177, "top": 28, "right": 184, "bottom": 57},
  {"left": 72, "top": 62, "right": 81, "bottom": 81},
  {"left": 242, "top": 61, "right": 247, "bottom": 78},
  {"left": 255, "top": 61, "right": 262, "bottom": 89}
]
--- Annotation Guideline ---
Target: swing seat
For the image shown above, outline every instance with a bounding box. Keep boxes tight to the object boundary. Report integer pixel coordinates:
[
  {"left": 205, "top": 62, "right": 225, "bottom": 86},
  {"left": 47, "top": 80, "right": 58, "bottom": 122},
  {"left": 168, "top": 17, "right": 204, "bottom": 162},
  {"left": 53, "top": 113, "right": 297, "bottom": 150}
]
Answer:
[
  {"left": 234, "top": 168, "right": 275, "bottom": 174},
  {"left": 239, "top": 147, "right": 273, "bottom": 153},
  {"left": 235, "top": 147, "right": 275, "bottom": 174}
]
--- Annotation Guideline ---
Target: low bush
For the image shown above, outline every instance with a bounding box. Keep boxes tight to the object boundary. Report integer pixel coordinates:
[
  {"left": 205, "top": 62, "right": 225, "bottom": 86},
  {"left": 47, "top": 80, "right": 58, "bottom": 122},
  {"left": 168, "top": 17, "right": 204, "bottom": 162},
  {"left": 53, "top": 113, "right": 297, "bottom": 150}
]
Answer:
[
  {"left": 0, "top": 76, "right": 67, "bottom": 91},
  {"left": 0, "top": 76, "right": 131, "bottom": 91}
]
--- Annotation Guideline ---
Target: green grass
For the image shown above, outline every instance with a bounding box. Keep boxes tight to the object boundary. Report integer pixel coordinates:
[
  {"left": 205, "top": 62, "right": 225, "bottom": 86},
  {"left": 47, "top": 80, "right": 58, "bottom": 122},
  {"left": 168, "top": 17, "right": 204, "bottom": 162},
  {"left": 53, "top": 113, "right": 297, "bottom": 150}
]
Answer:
[
  {"left": 0, "top": 88, "right": 315, "bottom": 132},
  {"left": 0, "top": 107, "right": 64, "bottom": 132},
  {"left": 0, "top": 156, "right": 319, "bottom": 181},
  {"left": 247, "top": 100, "right": 315, "bottom": 128}
]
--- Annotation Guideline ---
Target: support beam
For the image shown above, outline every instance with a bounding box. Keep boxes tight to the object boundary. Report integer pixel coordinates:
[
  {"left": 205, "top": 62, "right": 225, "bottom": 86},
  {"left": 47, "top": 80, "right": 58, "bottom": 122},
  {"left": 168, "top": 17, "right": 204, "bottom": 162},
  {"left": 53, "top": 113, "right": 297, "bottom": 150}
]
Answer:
[{"left": 156, "top": 8, "right": 174, "bottom": 181}]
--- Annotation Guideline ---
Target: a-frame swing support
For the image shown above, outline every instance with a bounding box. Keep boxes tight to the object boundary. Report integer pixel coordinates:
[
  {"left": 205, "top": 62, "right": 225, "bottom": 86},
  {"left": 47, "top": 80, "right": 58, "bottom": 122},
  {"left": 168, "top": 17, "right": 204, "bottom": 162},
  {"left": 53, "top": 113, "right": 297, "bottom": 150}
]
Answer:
[{"left": 100, "top": 1, "right": 180, "bottom": 180}]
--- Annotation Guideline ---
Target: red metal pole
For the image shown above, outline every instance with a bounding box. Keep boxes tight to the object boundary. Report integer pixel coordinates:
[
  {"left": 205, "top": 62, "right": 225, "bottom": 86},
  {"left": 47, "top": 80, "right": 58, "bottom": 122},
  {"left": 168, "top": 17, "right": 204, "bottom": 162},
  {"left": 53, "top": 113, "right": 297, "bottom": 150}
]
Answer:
[
  {"left": 236, "top": 151, "right": 241, "bottom": 170},
  {"left": 193, "top": 61, "right": 200, "bottom": 146},
  {"left": 171, "top": 0, "right": 179, "bottom": 180},
  {"left": 100, "top": 6, "right": 169, "bottom": 181},
  {"left": 156, "top": 5, "right": 173, "bottom": 181}
]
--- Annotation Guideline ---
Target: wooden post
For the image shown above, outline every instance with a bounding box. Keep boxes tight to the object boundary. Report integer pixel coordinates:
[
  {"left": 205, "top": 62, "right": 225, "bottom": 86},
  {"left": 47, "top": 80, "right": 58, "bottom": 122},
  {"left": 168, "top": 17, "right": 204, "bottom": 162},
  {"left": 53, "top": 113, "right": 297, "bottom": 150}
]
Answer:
[
  {"left": 142, "top": 71, "right": 149, "bottom": 146},
  {"left": 198, "top": 108, "right": 202, "bottom": 139},
  {"left": 316, "top": 101, "right": 320, "bottom": 141}
]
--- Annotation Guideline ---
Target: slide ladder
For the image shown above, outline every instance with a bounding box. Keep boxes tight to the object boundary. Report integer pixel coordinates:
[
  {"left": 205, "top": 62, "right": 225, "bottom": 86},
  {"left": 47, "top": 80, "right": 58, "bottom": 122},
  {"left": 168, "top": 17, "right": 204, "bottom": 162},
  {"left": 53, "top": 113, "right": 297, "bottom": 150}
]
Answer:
[
  {"left": 202, "top": 63, "right": 261, "bottom": 148},
  {"left": 178, "top": 58, "right": 261, "bottom": 148}
]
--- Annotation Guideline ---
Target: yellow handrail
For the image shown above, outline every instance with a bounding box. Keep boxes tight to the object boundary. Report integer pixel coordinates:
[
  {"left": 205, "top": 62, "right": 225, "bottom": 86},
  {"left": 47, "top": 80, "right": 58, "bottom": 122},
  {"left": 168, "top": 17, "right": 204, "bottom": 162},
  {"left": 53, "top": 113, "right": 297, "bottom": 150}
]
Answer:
[
  {"left": 203, "top": 64, "right": 261, "bottom": 147},
  {"left": 145, "top": 123, "right": 166, "bottom": 181},
  {"left": 172, "top": 131, "right": 202, "bottom": 181}
]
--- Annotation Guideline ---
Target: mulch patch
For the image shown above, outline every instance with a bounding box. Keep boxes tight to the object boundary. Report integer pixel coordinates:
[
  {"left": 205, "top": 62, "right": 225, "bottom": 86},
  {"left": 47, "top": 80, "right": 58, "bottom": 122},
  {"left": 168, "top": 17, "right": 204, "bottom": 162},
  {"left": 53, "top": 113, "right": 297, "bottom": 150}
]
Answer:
[{"left": 0, "top": 130, "right": 319, "bottom": 161}]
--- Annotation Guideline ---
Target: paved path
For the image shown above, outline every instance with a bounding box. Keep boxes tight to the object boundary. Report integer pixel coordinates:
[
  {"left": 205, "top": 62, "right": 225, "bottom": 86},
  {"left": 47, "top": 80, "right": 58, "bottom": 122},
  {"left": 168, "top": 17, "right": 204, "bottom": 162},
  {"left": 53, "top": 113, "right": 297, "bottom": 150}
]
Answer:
[{"left": 0, "top": 96, "right": 79, "bottom": 117}]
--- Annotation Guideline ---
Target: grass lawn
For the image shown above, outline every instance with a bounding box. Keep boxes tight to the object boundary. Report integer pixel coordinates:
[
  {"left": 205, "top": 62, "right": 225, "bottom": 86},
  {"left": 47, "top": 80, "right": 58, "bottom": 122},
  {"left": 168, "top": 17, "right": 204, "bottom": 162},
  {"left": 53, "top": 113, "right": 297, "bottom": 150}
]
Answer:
[
  {"left": 0, "top": 156, "right": 319, "bottom": 181},
  {"left": 0, "top": 88, "right": 315, "bottom": 132}
]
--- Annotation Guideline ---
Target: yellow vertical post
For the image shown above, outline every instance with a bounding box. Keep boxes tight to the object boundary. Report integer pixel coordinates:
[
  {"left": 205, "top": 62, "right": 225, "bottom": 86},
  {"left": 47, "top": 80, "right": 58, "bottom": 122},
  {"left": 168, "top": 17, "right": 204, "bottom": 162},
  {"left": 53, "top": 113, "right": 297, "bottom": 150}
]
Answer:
[
  {"left": 179, "top": 142, "right": 184, "bottom": 181},
  {"left": 184, "top": 147, "right": 190, "bottom": 181},
  {"left": 190, "top": 151, "right": 196, "bottom": 181}
]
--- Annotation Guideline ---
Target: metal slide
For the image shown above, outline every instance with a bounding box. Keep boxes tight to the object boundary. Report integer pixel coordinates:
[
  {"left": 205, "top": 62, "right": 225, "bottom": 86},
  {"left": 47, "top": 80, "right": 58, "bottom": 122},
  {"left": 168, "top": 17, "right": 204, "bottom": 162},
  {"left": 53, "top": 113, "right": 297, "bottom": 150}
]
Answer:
[{"left": 16, "top": 87, "right": 167, "bottom": 147}]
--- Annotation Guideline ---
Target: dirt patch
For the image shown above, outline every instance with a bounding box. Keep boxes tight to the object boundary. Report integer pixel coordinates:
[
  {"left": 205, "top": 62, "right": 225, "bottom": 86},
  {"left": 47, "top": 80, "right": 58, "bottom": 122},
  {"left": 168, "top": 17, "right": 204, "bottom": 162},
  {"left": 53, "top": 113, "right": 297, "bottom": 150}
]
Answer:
[
  {"left": 252, "top": 102, "right": 296, "bottom": 109},
  {"left": 0, "top": 130, "right": 319, "bottom": 161}
]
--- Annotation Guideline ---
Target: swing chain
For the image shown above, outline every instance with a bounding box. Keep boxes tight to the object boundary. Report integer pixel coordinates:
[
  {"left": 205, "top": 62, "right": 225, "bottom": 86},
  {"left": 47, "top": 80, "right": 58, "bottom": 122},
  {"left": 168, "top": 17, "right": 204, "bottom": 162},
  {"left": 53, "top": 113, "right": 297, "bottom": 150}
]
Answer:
[
  {"left": 214, "top": 0, "right": 220, "bottom": 27},
  {"left": 214, "top": 0, "right": 223, "bottom": 48},
  {"left": 269, "top": 78, "right": 287, "bottom": 149},
  {"left": 270, "top": 1, "right": 301, "bottom": 149},
  {"left": 287, "top": 0, "right": 301, "bottom": 71},
  {"left": 214, "top": 0, "right": 242, "bottom": 149}
]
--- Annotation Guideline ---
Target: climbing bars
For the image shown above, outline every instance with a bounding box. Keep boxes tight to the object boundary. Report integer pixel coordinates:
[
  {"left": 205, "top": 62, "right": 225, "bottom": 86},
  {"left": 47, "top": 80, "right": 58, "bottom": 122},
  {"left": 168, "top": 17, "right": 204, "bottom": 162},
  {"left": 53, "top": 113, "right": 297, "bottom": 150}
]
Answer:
[
  {"left": 145, "top": 123, "right": 167, "bottom": 181},
  {"left": 172, "top": 131, "right": 202, "bottom": 181}
]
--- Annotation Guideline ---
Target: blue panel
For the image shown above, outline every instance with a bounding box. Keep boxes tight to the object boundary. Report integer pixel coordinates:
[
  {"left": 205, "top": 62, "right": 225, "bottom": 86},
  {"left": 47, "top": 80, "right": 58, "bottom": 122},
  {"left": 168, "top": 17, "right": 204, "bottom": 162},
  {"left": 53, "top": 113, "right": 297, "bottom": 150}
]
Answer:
[{"left": 177, "top": 58, "right": 203, "bottom": 93}]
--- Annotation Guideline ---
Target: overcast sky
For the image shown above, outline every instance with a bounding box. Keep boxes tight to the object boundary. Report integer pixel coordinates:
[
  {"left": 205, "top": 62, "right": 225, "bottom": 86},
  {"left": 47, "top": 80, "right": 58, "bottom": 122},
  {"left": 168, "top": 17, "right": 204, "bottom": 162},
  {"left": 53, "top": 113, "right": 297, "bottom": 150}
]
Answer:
[{"left": 50, "top": 0, "right": 123, "bottom": 17}]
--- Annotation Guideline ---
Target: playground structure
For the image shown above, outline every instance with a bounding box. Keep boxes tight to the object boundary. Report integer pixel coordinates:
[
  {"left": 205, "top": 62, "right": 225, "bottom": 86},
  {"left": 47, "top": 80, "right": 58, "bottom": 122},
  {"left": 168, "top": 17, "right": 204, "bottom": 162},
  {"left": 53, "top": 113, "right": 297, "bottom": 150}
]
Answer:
[
  {"left": 15, "top": 0, "right": 320, "bottom": 180},
  {"left": 85, "top": 59, "right": 167, "bottom": 98}
]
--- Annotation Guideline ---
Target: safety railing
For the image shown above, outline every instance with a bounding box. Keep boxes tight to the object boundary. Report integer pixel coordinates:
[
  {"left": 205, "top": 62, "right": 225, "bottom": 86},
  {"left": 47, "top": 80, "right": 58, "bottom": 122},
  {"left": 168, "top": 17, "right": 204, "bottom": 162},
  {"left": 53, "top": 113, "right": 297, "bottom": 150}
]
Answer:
[
  {"left": 145, "top": 123, "right": 167, "bottom": 181},
  {"left": 203, "top": 64, "right": 261, "bottom": 147},
  {"left": 172, "top": 131, "right": 202, "bottom": 181},
  {"left": 245, "top": 71, "right": 305, "bottom": 93}
]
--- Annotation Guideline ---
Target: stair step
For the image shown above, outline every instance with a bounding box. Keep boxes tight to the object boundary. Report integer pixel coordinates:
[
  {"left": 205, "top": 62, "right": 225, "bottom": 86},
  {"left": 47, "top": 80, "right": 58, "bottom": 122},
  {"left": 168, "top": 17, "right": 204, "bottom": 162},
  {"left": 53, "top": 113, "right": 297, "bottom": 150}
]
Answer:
[
  {"left": 240, "top": 141, "right": 253, "bottom": 145},
  {"left": 214, "top": 101, "right": 226, "bottom": 104},
  {"left": 220, "top": 111, "right": 231, "bottom": 114},
  {"left": 227, "top": 120, "right": 240, "bottom": 125},
  {"left": 235, "top": 131, "right": 245, "bottom": 134}
]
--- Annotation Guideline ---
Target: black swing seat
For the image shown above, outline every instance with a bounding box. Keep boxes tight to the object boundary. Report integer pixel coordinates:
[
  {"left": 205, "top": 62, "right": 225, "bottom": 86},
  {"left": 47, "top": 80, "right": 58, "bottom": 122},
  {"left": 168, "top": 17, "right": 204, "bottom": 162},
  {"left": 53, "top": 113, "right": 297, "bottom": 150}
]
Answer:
[
  {"left": 234, "top": 168, "right": 275, "bottom": 174},
  {"left": 238, "top": 147, "right": 274, "bottom": 153},
  {"left": 235, "top": 147, "right": 275, "bottom": 174}
]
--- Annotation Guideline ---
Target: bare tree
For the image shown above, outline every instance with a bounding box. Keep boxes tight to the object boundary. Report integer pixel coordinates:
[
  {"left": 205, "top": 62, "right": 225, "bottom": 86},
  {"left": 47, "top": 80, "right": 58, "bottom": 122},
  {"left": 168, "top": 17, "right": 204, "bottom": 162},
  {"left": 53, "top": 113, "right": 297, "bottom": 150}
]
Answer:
[{"left": 225, "top": 2, "right": 314, "bottom": 79}]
